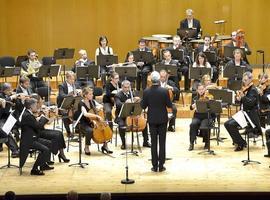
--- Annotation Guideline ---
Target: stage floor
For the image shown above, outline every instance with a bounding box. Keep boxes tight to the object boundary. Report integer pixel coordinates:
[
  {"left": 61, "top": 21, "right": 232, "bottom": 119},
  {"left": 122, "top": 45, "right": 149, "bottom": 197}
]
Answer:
[{"left": 0, "top": 118, "right": 270, "bottom": 195}]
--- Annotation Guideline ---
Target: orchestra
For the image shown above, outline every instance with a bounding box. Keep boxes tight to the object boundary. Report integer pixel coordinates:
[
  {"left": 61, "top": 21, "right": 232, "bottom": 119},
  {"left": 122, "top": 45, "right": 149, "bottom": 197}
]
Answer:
[{"left": 1, "top": 10, "right": 270, "bottom": 176}]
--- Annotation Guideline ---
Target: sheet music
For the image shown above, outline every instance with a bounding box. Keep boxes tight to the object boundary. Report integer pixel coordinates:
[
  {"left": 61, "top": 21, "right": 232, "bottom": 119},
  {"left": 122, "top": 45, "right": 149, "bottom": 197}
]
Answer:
[
  {"left": 267, "top": 94, "right": 270, "bottom": 101},
  {"left": 19, "top": 107, "right": 26, "bottom": 122},
  {"left": 227, "top": 89, "right": 235, "bottom": 104},
  {"left": 2, "top": 114, "right": 17, "bottom": 135},
  {"left": 232, "top": 110, "right": 248, "bottom": 128},
  {"left": 243, "top": 111, "right": 256, "bottom": 128},
  {"left": 73, "top": 112, "right": 83, "bottom": 128}
]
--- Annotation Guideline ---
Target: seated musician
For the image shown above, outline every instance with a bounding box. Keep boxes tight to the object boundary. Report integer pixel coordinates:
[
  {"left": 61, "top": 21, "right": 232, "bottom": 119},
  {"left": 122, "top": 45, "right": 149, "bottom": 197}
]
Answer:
[
  {"left": 122, "top": 51, "right": 141, "bottom": 85},
  {"left": 0, "top": 83, "right": 20, "bottom": 158},
  {"left": 95, "top": 36, "right": 114, "bottom": 85},
  {"left": 195, "top": 35, "right": 218, "bottom": 82},
  {"left": 74, "top": 49, "right": 95, "bottom": 87},
  {"left": 114, "top": 80, "right": 150, "bottom": 149},
  {"left": 159, "top": 70, "right": 179, "bottom": 132},
  {"left": 57, "top": 71, "right": 80, "bottom": 138},
  {"left": 224, "top": 72, "right": 261, "bottom": 151},
  {"left": 103, "top": 72, "right": 121, "bottom": 130},
  {"left": 77, "top": 87, "right": 113, "bottom": 155},
  {"left": 167, "top": 35, "right": 190, "bottom": 91},
  {"left": 20, "top": 98, "right": 52, "bottom": 175},
  {"left": 179, "top": 9, "right": 202, "bottom": 39},
  {"left": 188, "top": 83, "right": 215, "bottom": 151},
  {"left": 226, "top": 30, "right": 252, "bottom": 64},
  {"left": 191, "top": 52, "right": 211, "bottom": 90},
  {"left": 21, "top": 49, "right": 46, "bottom": 91},
  {"left": 133, "top": 39, "right": 153, "bottom": 91}
]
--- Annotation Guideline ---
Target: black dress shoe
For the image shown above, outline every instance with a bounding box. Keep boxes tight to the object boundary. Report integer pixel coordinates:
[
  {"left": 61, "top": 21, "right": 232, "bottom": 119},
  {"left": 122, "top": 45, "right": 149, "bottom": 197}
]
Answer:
[
  {"left": 264, "top": 154, "right": 270, "bottom": 158},
  {"left": 234, "top": 145, "right": 244, "bottom": 151},
  {"left": 58, "top": 154, "right": 70, "bottom": 163},
  {"left": 101, "top": 146, "right": 113, "bottom": 154},
  {"left": 151, "top": 167, "right": 158, "bottom": 172},
  {"left": 11, "top": 151, "right": 19, "bottom": 158},
  {"left": 159, "top": 166, "right": 166, "bottom": 172},
  {"left": 40, "top": 164, "right": 54, "bottom": 171},
  {"left": 121, "top": 144, "right": 126, "bottom": 150},
  {"left": 143, "top": 142, "right": 151, "bottom": 148},
  {"left": 204, "top": 142, "right": 210, "bottom": 150},
  {"left": 31, "top": 169, "right": 45, "bottom": 176},
  {"left": 188, "top": 144, "right": 194, "bottom": 151},
  {"left": 47, "top": 161, "right": 54, "bottom": 165},
  {"left": 167, "top": 126, "right": 175, "bottom": 132}
]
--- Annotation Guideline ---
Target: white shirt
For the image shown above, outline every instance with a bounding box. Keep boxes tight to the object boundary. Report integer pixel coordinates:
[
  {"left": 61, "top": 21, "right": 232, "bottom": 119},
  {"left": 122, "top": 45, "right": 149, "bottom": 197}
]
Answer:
[
  {"left": 203, "top": 45, "right": 210, "bottom": 52},
  {"left": 160, "top": 81, "right": 167, "bottom": 88},
  {"left": 95, "top": 46, "right": 113, "bottom": 57},
  {"left": 66, "top": 82, "right": 74, "bottom": 94},
  {"left": 164, "top": 59, "right": 171, "bottom": 65},
  {"left": 188, "top": 19, "right": 193, "bottom": 28},
  {"left": 192, "top": 62, "right": 211, "bottom": 68},
  {"left": 20, "top": 86, "right": 29, "bottom": 95}
]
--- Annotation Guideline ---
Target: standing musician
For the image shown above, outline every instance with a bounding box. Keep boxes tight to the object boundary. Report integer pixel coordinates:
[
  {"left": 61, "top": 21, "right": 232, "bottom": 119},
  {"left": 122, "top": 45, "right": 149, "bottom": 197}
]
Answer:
[
  {"left": 95, "top": 36, "right": 114, "bottom": 85},
  {"left": 103, "top": 72, "right": 121, "bottom": 130},
  {"left": 74, "top": 49, "right": 95, "bottom": 88},
  {"left": 179, "top": 9, "right": 202, "bottom": 39},
  {"left": 133, "top": 39, "right": 153, "bottom": 91},
  {"left": 77, "top": 87, "right": 113, "bottom": 155},
  {"left": 167, "top": 35, "right": 190, "bottom": 91},
  {"left": 21, "top": 49, "right": 46, "bottom": 90},
  {"left": 57, "top": 71, "right": 79, "bottom": 138},
  {"left": 0, "top": 83, "right": 20, "bottom": 158},
  {"left": 188, "top": 83, "right": 215, "bottom": 151},
  {"left": 159, "top": 70, "right": 179, "bottom": 132},
  {"left": 195, "top": 35, "right": 219, "bottom": 82},
  {"left": 114, "top": 80, "right": 150, "bottom": 149},
  {"left": 224, "top": 72, "right": 261, "bottom": 151},
  {"left": 141, "top": 71, "right": 172, "bottom": 172}
]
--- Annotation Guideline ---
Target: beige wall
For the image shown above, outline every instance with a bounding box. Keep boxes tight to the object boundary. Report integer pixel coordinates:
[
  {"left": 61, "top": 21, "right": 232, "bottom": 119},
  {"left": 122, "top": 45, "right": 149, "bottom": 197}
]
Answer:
[{"left": 0, "top": 0, "right": 269, "bottom": 68}]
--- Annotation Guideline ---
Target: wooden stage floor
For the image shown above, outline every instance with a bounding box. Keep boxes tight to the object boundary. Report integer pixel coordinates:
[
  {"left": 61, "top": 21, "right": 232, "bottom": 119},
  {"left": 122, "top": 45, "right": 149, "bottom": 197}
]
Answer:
[{"left": 0, "top": 118, "right": 270, "bottom": 196}]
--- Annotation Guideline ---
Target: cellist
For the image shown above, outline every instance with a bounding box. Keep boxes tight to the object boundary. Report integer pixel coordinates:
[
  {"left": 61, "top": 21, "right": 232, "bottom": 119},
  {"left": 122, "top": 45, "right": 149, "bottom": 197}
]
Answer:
[{"left": 76, "top": 87, "right": 113, "bottom": 155}]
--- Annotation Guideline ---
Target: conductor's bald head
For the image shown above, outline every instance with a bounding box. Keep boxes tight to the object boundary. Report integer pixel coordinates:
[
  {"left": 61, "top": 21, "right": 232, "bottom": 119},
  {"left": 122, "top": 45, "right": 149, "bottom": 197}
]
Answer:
[{"left": 151, "top": 71, "right": 160, "bottom": 85}]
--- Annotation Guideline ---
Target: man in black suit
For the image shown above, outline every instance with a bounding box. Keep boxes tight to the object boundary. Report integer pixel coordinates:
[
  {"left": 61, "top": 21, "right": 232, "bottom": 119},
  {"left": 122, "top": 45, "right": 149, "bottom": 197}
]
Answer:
[
  {"left": 224, "top": 72, "right": 261, "bottom": 151},
  {"left": 20, "top": 98, "right": 52, "bottom": 175},
  {"left": 179, "top": 9, "right": 202, "bottom": 39},
  {"left": 141, "top": 71, "right": 172, "bottom": 172},
  {"left": 57, "top": 71, "right": 79, "bottom": 138},
  {"left": 114, "top": 80, "right": 150, "bottom": 149}
]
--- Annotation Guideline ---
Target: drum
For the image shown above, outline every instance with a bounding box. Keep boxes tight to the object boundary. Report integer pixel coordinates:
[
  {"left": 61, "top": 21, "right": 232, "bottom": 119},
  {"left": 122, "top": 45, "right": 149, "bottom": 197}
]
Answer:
[
  {"left": 142, "top": 36, "right": 159, "bottom": 57},
  {"left": 152, "top": 34, "right": 172, "bottom": 39}
]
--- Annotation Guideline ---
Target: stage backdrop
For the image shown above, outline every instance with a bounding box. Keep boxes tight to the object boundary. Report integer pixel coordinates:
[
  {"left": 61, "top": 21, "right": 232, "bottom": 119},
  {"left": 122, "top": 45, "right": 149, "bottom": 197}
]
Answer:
[{"left": 0, "top": 0, "right": 269, "bottom": 67}]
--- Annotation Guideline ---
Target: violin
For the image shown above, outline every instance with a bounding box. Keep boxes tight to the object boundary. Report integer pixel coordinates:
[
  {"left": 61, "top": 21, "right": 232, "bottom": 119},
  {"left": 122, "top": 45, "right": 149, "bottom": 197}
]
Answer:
[
  {"left": 236, "top": 81, "right": 253, "bottom": 99},
  {"left": 257, "top": 80, "right": 269, "bottom": 96}
]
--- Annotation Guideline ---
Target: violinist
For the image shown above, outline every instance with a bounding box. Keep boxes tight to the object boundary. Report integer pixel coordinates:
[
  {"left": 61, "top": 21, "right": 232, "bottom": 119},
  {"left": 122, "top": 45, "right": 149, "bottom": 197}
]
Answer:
[
  {"left": 159, "top": 70, "right": 179, "bottom": 132},
  {"left": 74, "top": 49, "right": 95, "bottom": 88},
  {"left": 0, "top": 83, "right": 20, "bottom": 158},
  {"left": 103, "top": 72, "right": 121, "bottom": 130},
  {"left": 114, "top": 80, "right": 150, "bottom": 149},
  {"left": 257, "top": 73, "right": 270, "bottom": 127},
  {"left": 188, "top": 83, "right": 215, "bottom": 151},
  {"left": 224, "top": 72, "right": 261, "bottom": 151},
  {"left": 21, "top": 49, "right": 46, "bottom": 90},
  {"left": 77, "top": 87, "right": 113, "bottom": 155},
  {"left": 57, "top": 71, "right": 79, "bottom": 138}
]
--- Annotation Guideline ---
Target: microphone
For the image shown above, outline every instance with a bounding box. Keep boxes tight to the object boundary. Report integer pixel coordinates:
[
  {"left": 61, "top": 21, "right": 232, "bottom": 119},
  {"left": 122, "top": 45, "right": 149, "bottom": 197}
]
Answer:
[{"left": 257, "top": 50, "right": 264, "bottom": 53}]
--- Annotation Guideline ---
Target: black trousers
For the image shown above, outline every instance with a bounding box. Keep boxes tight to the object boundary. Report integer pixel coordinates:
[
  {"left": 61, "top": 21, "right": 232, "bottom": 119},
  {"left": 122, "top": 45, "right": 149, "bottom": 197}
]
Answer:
[
  {"left": 60, "top": 111, "right": 72, "bottom": 134},
  {"left": 149, "top": 123, "right": 167, "bottom": 168},
  {"left": 31, "top": 138, "right": 51, "bottom": 170},
  {"left": 180, "top": 65, "right": 190, "bottom": 90},
  {"left": 189, "top": 118, "right": 210, "bottom": 144},
  {"left": 224, "top": 118, "right": 246, "bottom": 146},
  {"left": 40, "top": 129, "right": 66, "bottom": 155},
  {"left": 104, "top": 102, "right": 113, "bottom": 130},
  {"left": 136, "top": 66, "right": 151, "bottom": 90},
  {"left": 0, "top": 120, "right": 19, "bottom": 152},
  {"left": 117, "top": 117, "right": 149, "bottom": 145},
  {"left": 79, "top": 123, "right": 93, "bottom": 145},
  {"left": 265, "top": 129, "right": 270, "bottom": 155}
]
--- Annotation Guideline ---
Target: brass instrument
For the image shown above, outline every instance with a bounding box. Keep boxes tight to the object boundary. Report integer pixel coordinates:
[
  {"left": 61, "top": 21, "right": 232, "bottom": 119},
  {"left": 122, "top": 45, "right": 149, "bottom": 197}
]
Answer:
[{"left": 21, "top": 59, "right": 42, "bottom": 77}]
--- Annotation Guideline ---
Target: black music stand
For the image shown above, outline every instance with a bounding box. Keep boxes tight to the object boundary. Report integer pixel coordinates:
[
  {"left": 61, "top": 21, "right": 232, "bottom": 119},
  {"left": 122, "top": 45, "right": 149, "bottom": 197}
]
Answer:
[
  {"left": 224, "top": 46, "right": 245, "bottom": 59},
  {"left": 204, "top": 51, "right": 217, "bottom": 63},
  {"left": 155, "top": 64, "right": 178, "bottom": 77},
  {"left": 76, "top": 65, "right": 100, "bottom": 84},
  {"left": 69, "top": 112, "right": 89, "bottom": 168},
  {"left": 115, "top": 66, "right": 137, "bottom": 80},
  {"left": 119, "top": 102, "right": 142, "bottom": 185},
  {"left": 177, "top": 28, "right": 197, "bottom": 39},
  {"left": 132, "top": 51, "right": 154, "bottom": 64},
  {"left": 53, "top": 48, "right": 75, "bottom": 81},
  {"left": 189, "top": 67, "right": 212, "bottom": 79},
  {"left": 169, "top": 49, "right": 185, "bottom": 62},
  {"left": 38, "top": 65, "right": 61, "bottom": 106},
  {"left": 196, "top": 99, "right": 222, "bottom": 155},
  {"left": 97, "top": 55, "right": 118, "bottom": 67}
]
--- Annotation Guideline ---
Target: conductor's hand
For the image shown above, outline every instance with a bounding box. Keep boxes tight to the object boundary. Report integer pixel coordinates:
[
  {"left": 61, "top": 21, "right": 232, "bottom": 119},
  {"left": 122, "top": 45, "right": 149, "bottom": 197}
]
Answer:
[{"left": 134, "top": 97, "right": 141, "bottom": 102}]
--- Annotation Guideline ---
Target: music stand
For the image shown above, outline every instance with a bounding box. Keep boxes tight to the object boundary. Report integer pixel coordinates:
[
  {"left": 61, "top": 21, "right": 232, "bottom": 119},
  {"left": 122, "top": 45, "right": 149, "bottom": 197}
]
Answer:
[
  {"left": 189, "top": 67, "right": 212, "bottom": 79},
  {"left": 169, "top": 49, "right": 184, "bottom": 62},
  {"left": 224, "top": 46, "right": 245, "bottom": 59},
  {"left": 204, "top": 51, "right": 217, "bottom": 63},
  {"left": 115, "top": 66, "right": 137, "bottom": 80},
  {"left": 97, "top": 55, "right": 118, "bottom": 66},
  {"left": 53, "top": 48, "right": 75, "bottom": 81},
  {"left": 177, "top": 29, "right": 197, "bottom": 39},
  {"left": 196, "top": 99, "right": 222, "bottom": 155},
  {"left": 155, "top": 64, "right": 178, "bottom": 77},
  {"left": 38, "top": 65, "right": 61, "bottom": 106},
  {"left": 223, "top": 64, "right": 247, "bottom": 80},
  {"left": 119, "top": 102, "right": 142, "bottom": 185},
  {"left": 132, "top": 51, "right": 154, "bottom": 64},
  {"left": 76, "top": 65, "right": 100, "bottom": 83}
]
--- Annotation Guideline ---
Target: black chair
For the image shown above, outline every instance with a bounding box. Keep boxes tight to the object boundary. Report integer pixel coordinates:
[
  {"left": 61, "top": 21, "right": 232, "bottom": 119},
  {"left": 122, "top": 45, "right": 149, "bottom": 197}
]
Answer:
[
  {"left": 36, "top": 86, "right": 51, "bottom": 105},
  {"left": 41, "top": 57, "right": 56, "bottom": 65},
  {"left": 0, "top": 56, "right": 15, "bottom": 67}
]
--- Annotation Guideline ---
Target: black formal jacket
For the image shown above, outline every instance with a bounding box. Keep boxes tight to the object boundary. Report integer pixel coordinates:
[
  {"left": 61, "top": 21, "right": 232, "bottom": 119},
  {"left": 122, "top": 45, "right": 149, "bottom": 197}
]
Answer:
[
  {"left": 196, "top": 44, "right": 218, "bottom": 54},
  {"left": 259, "top": 85, "right": 270, "bottom": 111},
  {"left": 165, "top": 79, "right": 180, "bottom": 102},
  {"left": 0, "top": 92, "right": 17, "bottom": 121},
  {"left": 241, "top": 85, "right": 262, "bottom": 133},
  {"left": 114, "top": 90, "right": 133, "bottom": 119},
  {"left": 19, "top": 110, "right": 48, "bottom": 167},
  {"left": 103, "top": 82, "right": 121, "bottom": 105},
  {"left": 180, "top": 18, "right": 201, "bottom": 38},
  {"left": 57, "top": 81, "right": 78, "bottom": 107},
  {"left": 141, "top": 85, "right": 172, "bottom": 124}
]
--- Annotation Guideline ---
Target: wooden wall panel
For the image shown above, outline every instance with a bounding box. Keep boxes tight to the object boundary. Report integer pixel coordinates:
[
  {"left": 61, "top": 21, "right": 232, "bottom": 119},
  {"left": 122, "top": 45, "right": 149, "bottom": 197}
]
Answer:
[{"left": 0, "top": 0, "right": 269, "bottom": 67}]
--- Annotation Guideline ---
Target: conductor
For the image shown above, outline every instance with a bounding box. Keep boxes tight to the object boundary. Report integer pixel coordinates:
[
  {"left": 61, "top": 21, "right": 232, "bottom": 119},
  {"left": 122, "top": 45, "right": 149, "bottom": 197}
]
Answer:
[{"left": 141, "top": 71, "right": 172, "bottom": 172}]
